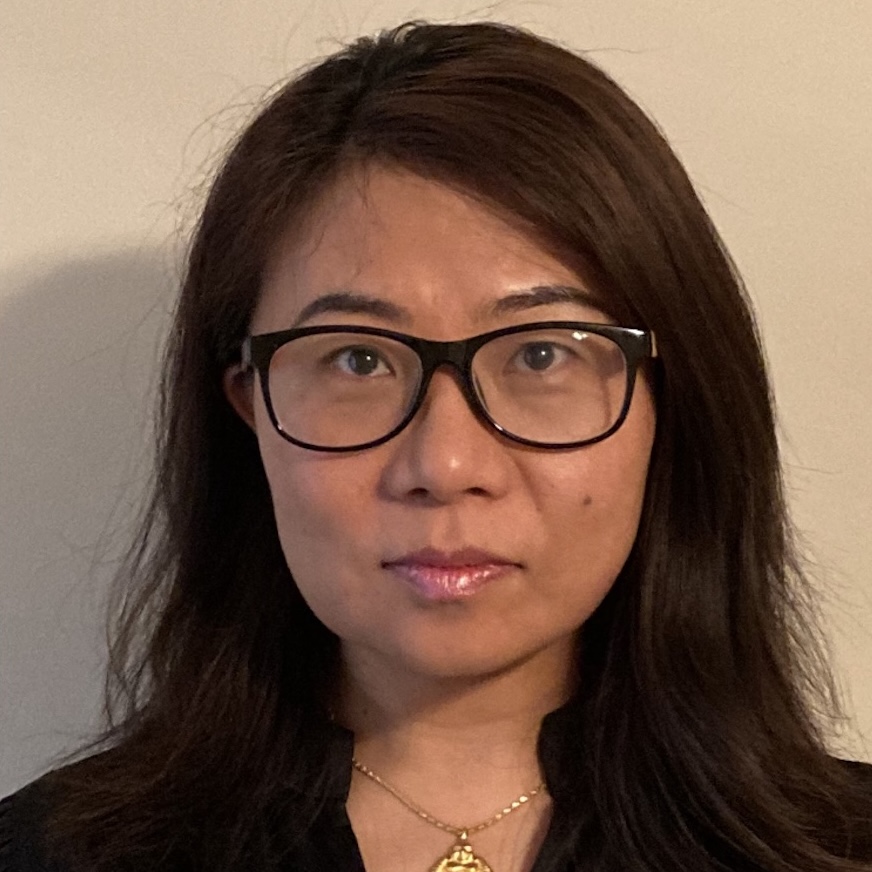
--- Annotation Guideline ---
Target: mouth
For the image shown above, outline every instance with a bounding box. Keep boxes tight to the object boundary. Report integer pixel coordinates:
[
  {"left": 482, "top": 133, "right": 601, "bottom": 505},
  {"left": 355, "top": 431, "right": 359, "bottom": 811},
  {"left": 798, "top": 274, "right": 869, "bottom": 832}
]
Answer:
[{"left": 382, "top": 547, "right": 521, "bottom": 602}]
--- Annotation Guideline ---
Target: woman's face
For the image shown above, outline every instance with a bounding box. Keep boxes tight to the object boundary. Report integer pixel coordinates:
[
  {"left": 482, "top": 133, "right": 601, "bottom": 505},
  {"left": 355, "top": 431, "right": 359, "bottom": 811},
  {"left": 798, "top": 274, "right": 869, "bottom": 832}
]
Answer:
[{"left": 229, "top": 166, "right": 656, "bottom": 682}]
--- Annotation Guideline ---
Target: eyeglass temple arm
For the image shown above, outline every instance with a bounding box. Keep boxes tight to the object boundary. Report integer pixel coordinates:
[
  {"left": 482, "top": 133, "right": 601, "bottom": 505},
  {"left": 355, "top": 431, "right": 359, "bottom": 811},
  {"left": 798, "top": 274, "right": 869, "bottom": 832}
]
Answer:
[{"left": 240, "top": 338, "right": 253, "bottom": 370}]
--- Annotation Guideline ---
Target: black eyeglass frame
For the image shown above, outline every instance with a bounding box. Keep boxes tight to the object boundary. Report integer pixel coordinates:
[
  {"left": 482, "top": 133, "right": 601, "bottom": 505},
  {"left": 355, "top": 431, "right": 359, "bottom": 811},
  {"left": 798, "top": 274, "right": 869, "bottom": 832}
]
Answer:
[{"left": 241, "top": 321, "right": 657, "bottom": 452}]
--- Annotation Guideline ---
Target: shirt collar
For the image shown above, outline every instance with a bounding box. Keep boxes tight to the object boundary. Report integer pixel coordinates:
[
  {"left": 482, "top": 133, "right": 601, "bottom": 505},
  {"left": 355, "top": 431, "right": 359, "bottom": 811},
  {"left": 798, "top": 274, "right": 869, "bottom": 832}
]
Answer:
[{"left": 297, "top": 693, "right": 584, "bottom": 803}]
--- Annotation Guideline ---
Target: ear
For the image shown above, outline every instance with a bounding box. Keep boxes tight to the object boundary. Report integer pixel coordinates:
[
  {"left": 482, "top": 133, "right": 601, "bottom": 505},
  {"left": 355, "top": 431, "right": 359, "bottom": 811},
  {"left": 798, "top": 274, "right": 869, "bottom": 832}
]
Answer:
[{"left": 223, "top": 364, "right": 257, "bottom": 431}]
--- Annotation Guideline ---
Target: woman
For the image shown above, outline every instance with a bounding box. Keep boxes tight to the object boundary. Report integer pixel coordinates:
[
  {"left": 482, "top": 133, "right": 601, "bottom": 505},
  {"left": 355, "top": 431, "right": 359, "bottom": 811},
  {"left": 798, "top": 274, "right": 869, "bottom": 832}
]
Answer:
[{"left": 1, "top": 20, "right": 870, "bottom": 872}]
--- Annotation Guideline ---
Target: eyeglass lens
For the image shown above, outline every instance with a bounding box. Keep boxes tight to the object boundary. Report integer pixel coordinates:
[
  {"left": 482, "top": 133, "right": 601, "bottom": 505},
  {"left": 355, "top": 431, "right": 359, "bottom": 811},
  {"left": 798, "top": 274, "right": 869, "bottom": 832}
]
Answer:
[{"left": 266, "top": 327, "right": 629, "bottom": 449}]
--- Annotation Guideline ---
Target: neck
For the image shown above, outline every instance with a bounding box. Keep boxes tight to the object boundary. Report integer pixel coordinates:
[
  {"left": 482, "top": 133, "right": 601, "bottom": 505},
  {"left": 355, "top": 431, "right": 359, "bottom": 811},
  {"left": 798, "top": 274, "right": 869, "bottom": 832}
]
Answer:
[{"left": 335, "top": 639, "right": 577, "bottom": 787}]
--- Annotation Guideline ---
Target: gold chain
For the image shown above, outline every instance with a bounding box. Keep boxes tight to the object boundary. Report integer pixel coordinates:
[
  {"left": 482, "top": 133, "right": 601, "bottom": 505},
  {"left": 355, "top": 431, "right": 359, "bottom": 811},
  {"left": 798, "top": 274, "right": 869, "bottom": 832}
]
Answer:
[{"left": 351, "top": 758, "right": 546, "bottom": 835}]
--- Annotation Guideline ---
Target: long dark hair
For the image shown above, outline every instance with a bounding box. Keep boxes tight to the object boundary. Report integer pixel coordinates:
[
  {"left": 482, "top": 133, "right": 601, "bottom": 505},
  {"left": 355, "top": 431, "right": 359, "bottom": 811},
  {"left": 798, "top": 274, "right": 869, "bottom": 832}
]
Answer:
[{"left": 47, "top": 21, "right": 870, "bottom": 871}]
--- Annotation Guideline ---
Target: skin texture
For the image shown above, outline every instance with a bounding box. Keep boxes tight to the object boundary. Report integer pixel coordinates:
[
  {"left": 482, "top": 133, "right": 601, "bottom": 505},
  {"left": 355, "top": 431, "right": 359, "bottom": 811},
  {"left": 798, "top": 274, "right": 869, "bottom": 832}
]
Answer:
[{"left": 227, "top": 164, "right": 656, "bottom": 692}]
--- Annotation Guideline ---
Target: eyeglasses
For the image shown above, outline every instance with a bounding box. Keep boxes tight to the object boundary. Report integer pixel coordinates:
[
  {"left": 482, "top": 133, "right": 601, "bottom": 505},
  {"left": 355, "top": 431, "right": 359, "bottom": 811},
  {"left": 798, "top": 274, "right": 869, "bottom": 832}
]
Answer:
[{"left": 241, "top": 321, "right": 657, "bottom": 452}]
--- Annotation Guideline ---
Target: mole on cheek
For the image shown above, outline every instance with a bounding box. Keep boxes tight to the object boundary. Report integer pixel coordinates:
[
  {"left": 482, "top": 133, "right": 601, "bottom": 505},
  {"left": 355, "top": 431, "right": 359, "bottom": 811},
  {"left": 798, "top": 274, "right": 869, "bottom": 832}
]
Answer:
[{"left": 582, "top": 495, "right": 593, "bottom": 507}]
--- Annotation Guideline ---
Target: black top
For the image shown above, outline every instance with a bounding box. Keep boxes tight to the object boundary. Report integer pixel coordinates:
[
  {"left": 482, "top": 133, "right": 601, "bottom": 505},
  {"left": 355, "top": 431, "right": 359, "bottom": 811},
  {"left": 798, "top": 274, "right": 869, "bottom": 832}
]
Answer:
[{"left": 2, "top": 702, "right": 871, "bottom": 871}]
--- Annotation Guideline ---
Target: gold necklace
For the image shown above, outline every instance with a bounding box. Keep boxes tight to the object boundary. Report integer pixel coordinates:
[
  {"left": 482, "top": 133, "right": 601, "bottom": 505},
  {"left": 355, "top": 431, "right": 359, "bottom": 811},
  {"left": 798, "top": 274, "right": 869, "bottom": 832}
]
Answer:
[{"left": 352, "top": 758, "right": 546, "bottom": 872}]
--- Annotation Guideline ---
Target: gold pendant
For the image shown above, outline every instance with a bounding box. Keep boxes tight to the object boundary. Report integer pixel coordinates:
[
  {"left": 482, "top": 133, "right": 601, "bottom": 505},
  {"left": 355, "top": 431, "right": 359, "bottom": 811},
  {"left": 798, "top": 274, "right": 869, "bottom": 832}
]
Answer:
[{"left": 429, "top": 832, "right": 493, "bottom": 872}]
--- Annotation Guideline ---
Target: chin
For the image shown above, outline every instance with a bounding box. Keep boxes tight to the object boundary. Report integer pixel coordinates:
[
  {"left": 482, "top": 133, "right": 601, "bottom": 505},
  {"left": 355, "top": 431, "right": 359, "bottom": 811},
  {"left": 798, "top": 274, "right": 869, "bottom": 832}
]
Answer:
[{"left": 359, "top": 627, "right": 576, "bottom": 685}]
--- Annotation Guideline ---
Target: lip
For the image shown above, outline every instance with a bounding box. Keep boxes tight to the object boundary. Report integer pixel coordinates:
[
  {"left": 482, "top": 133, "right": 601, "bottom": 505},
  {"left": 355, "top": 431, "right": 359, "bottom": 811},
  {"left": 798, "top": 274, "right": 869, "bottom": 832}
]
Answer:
[{"left": 383, "top": 547, "right": 520, "bottom": 602}]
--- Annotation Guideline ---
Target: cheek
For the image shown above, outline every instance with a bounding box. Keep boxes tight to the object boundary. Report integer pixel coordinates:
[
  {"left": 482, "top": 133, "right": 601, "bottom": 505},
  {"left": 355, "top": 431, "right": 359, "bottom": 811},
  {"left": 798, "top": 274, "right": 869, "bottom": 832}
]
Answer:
[
  {"left": 543, "top": 475, "right": 644, "bottom": 564},
  {"left": 539, "top": 484, "right": 643, "bottom": 630},
  {"left": 253, "top": 399, "right": 345, "bottom": 540},
  {"left": 256, "top": 432, "right": 381, "bottom": 584},
  {"left": 538, "top": 441, "right": 649, "bottom": 519},
  {"left": 257, "top": 447, "right": 357, "bottom": 628},
  {"left": 263, "top": 452, "right": 349, "bottom": 545},
  {"left": 532, "top": 420, "right": 653, "bottom": 589}
]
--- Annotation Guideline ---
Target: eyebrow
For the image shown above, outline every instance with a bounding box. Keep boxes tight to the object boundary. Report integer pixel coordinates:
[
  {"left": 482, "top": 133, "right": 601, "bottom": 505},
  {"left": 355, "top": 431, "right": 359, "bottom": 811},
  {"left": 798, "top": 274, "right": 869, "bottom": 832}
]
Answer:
[
  {"left": 290, "top": 284, "right": 601, "bottom": 328},
  {"left": 291, "top": 292, "right": 411, "bottom": 327},
  {"left": 488, "top": 284, "right": 601, "bottom": 317}
]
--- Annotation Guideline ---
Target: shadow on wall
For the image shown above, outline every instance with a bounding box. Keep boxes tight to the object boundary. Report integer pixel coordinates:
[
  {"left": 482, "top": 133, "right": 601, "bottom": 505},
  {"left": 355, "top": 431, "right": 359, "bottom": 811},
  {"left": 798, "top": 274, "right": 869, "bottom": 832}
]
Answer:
[{"left": 0, "top": 247, "right": 176, "bottom": 796}]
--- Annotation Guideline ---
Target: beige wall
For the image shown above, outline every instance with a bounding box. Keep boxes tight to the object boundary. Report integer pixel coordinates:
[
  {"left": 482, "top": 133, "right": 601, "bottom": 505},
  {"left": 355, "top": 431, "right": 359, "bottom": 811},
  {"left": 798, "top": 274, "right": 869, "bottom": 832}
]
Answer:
[{"left": 1, "top": 0, "right": 870, "bottom": 794}]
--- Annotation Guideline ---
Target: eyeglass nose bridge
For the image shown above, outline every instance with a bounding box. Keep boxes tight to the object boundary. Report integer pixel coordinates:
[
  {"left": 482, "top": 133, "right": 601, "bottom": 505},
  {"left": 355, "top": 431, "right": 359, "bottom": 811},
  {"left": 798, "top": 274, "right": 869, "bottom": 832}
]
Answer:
[
  {"left": 404, "top": 336, "right": 489, "bottom": 428},
  {"left": 414, "top": 336, "right": 477, "bottom": 369}
]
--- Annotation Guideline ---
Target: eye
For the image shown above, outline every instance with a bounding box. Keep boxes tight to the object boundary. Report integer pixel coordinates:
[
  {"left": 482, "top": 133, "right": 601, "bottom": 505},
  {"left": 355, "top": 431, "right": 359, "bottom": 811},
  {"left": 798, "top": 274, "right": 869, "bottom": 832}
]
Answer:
[
  {"left": 514, "top": 341, "right": 570, "bottom": 372},
  {"left": 332, "top": 345, "right": 393, "bottom": 377}
]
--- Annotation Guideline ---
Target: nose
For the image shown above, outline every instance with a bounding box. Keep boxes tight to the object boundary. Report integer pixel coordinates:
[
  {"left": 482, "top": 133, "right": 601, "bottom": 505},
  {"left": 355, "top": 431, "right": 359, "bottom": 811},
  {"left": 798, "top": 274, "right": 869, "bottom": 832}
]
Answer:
[{"left": 379, "top": 367, "right": 512, "bottom": 504}]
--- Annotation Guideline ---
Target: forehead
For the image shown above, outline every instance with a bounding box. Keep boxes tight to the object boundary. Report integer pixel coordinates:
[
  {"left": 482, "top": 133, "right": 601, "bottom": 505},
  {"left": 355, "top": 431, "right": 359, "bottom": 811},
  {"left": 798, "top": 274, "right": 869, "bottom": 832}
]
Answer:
[{"left": 252, "top": 165, "right": 605, "bottom": 334}]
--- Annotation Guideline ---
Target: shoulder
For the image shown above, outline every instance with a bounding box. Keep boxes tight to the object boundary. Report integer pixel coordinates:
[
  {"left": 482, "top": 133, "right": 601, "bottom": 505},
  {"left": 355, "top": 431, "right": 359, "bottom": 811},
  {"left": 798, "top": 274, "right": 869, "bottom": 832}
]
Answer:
[
  {"left": 838, "top": 757, "right": 872, "bottom": 803},
  {"left": 836, "top": 757, "right": 872, "bottom": 803},
  {"left": 840, "top": 758, "right": 872, "bottom": 780},
  {"left": 832, "top": 758, "right": 872, "bottom": 860},
  {"left": 0, "top": 779, "right": 64, "bottom": 872}
]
